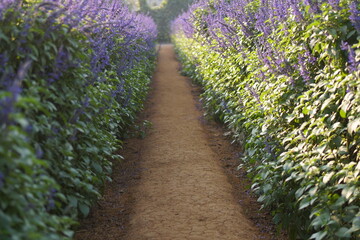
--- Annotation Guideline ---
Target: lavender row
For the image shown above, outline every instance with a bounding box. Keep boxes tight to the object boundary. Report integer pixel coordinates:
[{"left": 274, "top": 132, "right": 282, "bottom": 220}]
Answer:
[
  {"left": 0, "top": 0, "right": 157, "bottom": 239},
  {"left": 172, "top": 0, "right": 359, "bottom": 239}
]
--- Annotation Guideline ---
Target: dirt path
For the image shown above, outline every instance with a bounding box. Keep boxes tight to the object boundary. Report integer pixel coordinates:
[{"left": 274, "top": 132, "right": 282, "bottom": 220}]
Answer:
[
  {"left": 124, "top": 44, "right": 257, "bottom": 239},
  {"left": 75, "top": 44, "right": 284, "bottom": 239}
]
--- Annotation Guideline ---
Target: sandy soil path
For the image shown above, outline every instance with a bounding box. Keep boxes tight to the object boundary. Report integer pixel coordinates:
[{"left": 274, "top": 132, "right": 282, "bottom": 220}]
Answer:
[
  {"left": 75, "top": 44, "right": 284, "bottom": 240},
  {"left": 123, "top": 44, "right": 257, "bottom": 239}
]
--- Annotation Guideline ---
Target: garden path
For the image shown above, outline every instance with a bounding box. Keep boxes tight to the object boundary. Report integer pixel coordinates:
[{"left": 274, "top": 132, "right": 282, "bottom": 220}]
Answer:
[
  {"left": 123, "top": 44, "right": 256, "bottom": 239},
  {"left": 75, "top": 44, "right": 283, "bottom": 240}
]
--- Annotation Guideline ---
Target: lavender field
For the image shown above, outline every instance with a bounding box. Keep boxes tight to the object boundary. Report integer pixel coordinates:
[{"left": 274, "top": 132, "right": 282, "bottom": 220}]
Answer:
[{"left": 1, "top": 0, "right": 360, "bottom": 239}]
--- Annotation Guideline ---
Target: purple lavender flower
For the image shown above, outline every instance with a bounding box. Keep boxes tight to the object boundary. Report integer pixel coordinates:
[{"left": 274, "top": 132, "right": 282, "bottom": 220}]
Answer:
[
  {"left": 258, "top": 70, "right": 267, "bottom": 82},
  {"left": 46, "top": 188, "right": 57, "bottom": 211},
  {"left": 255, "top": 7, "right": 272, "bottom": 36},
  {"left": 0, "top": 171, "right": 4, "bottom": 188},
  {"left": 51, "top": 126, "right": 60, "bottom": 135},
  {"left": 246, "top": 84, "right": 261, "bottom": 104},
  {"left": 328, "top": 0, "right": 341, "bottom": 10},
  {"left": 35, "top": 145, "right": 44, "bottom": 159},
  {"left": 25, "top": 124, "right": 33, "bottom": 133},
  {"left": 304, "top": 49, "right": 317, "bottom": 65},
  {"left": 0, "top": 0, "right": 17, "bottom": 11},
  {"left": 303, "top": 0, "right": 320, "bottom": 13},
  {"left": 221, "top": 100, "right": 231, "bottom": 113},
  {"left": 290, "top": 3, "right": 304, "bottom": 22},
  {"left": 349, "top": 1, "right": 360, "bottom": 32},
  {"left": 0, "top": 60, "right": 31, "bottom": 125},
  {"left": 47, "top": 199, "right": 55, "bottom": 210},
  {"left": 2, "top": 0, "right": 157, "bottom": 129},
  {"left": 0, "top": 98, "right": 15, "bottom": 125},
  {"left": 340, "top": 41, "right": 349, "bottom": 51},
  {"left": 341, "top": 41, "right": 359, "bottom": 72},
  {"left": 264, "top": 140, "right": 273, "bottom": 154},
  {"left": 298, "top": 54, "right": 311, "bottom": 84}
]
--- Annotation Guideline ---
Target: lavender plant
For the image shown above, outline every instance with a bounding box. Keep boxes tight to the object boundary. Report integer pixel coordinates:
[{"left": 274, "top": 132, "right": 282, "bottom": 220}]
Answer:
[
  {"left": 0, "top": 0, "right": 156, "bottom": 239},
  {"left": 172, "top": 0, "right": 359, "bottom": 239}
]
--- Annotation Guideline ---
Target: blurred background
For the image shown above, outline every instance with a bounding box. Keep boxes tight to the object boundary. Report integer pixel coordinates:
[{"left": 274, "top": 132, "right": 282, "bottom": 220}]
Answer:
[{"left": 125, "top": 0, "right": 195, "bottom": 42}]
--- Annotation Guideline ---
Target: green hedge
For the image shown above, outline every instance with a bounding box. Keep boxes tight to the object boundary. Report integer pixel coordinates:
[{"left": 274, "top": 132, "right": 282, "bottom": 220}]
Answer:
[
  {"left": 172, "top": 0, "right": 360, "bottom": 239},
  {"left": 0, "top": 1, "right": 156, "bottom": 239}
]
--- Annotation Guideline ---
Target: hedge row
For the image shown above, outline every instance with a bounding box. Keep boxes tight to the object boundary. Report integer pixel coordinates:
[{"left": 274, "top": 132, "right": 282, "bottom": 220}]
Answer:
[
  {"left": 0, "top": 0, "right": 156, "bottom": 239},
  {"left": 172, "top": 0, "right": 359, "bottom": 239}
]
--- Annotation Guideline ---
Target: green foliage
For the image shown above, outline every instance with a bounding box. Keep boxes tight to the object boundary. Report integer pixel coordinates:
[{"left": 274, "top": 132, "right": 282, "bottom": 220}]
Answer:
[
  {"left": 0, "top": 3, "right": 155, "bottom": 239},
  {"left": 173, "top": 1, "right": 360, "bottom": 239}
]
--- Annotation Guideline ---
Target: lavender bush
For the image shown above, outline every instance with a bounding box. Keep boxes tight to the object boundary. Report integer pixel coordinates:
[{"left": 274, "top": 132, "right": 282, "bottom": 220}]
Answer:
[
  {"left": 172, "top": 0, "right": 359, "bottom": 239},
  {"left": 0, "top": 0, "right": 156, "bottom": 239}
]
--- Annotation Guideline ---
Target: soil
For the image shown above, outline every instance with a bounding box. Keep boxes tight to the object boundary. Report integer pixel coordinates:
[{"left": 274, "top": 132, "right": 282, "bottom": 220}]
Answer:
[{"left": 75, "top": 44, "right": 287, "bottom": 240}]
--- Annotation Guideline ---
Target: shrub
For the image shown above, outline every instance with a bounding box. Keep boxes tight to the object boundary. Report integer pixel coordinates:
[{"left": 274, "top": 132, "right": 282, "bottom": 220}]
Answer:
[
  {"left": 0, "top": 0, "right": 156, "bottom": 239},
  {"left": 172, "top": 0, "right": 360, "bottom": 239}
]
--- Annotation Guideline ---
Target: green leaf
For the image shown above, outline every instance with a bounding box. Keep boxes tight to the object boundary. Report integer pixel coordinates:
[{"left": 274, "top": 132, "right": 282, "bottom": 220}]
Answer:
[
  {"left": 321, "top": 98, "right": 332, "bottom": 111},
  {"left": 323, "top": 172, "right": 334, "bottom": 184},
  {"left": 295, "top": 187, "right": 305, "bottom": 199},
  {"left": 335, "top": 227, "right": 351, "bottom": 238},
  {"left": 342, "top": 186, "right": 355, "bottom": 200},
  {"left": 339, "top": 109, "right": 347, "bottom": 118},
  {"left": 92, "top": 162, "right": 103, "bottom": 173},
  {"left": 348, "top": 118, "right": 360, "bottom": 135},
  {"left": 350, "top": 217, "right": 360, "bottom": 232},
  {"left": 63, "top": 230, "right": 74, "bottom": 238},
  {"left": 0, "top": 29, "right": 10, "bottom": 43},
  {"left": 303, "top": 106, "right": 310, "bottom": 115},
  {"left": 79, "top": 203, "right": 90, "bottom": 217},
  {"left": 310, "top": 231, "right": 327, "bottom": 240},
  {"left": 299, "top": 196, "right": 311, "bottom": 210},
  {"left": 333, "top": 197, "right": 346, "bottom": 209},
  {"left": 67, "top": 195, "right": 78, "bottom": 208},
  {"left": 330, "top": 136, "right": 342, "bottom": 149},
  {"left": 309, "top": 186, "right": 318, "bottom": 197}
]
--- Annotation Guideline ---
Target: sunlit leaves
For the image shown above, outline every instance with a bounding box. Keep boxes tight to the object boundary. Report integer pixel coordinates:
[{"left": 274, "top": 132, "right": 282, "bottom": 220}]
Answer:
[{"left": 172, "top": 0, "right": 360, "bottom": 239}]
